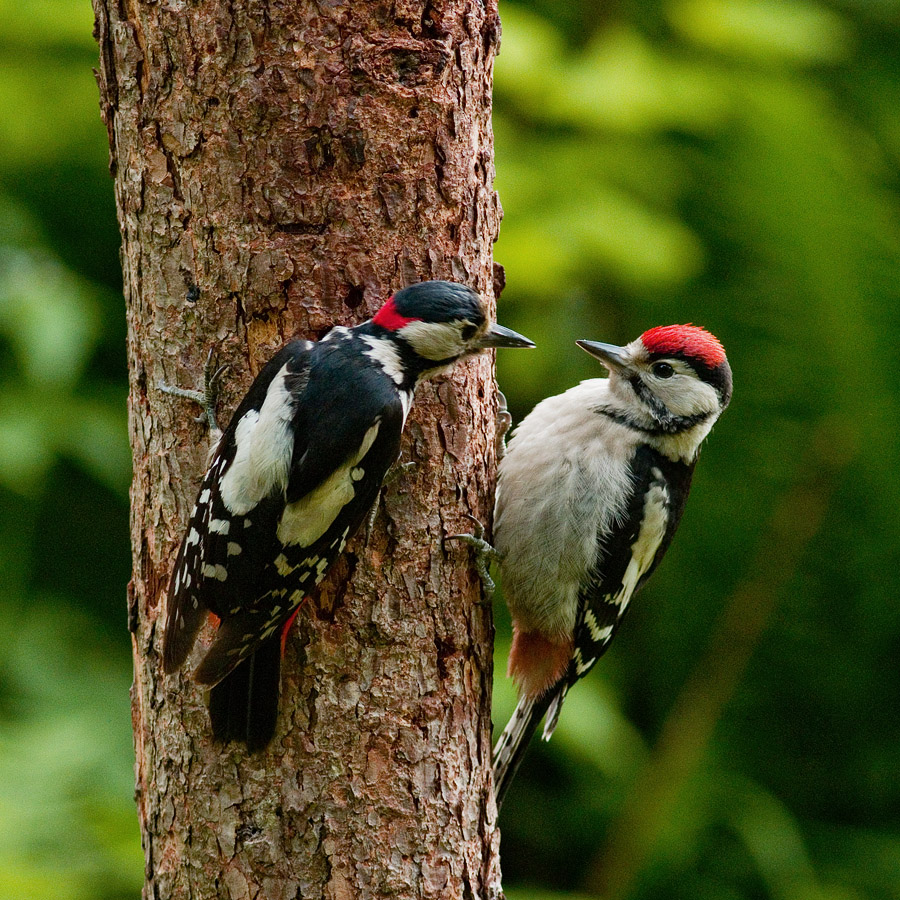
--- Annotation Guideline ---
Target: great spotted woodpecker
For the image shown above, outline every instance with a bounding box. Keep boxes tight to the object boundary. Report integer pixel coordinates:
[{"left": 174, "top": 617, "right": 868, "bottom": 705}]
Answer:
[
  {"left": 161, "top": 280, "right": 534, "bottom": 751},
  {"left": 466, "top": 324, "right": 732, "bottom": 807}
]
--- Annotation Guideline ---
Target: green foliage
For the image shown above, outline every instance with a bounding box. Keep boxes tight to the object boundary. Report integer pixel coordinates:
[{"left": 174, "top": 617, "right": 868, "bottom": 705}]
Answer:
[
  {"left": 0, "top": 6, "right": 136, "bottom": 897},
  {"left": 2, "top": 0, "right": 899, "bottom": 897}
]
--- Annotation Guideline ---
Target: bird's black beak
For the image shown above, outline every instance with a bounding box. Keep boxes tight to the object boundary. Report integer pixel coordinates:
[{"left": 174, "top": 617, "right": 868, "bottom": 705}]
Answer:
[
  {"left": 576, "top": 340, "right": 631, "bottom": 373},
  {"left": 476, "top": 323, "right": 536, "bottom": 350}
]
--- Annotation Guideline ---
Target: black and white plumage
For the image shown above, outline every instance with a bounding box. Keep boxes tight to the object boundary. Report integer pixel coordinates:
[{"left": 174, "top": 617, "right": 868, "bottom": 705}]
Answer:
[
  {"left": 162, "top": 280, "right": 534, "bottom": 751},
  {"left": 488, "top": 324, "right": 732, "bottom": 807}
]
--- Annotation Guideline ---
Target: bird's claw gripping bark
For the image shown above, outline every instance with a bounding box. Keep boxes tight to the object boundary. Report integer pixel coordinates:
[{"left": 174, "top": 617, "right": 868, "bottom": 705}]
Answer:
[
  {"left": 496, "top": 390, "right": 513, "bottom": 461},
  {"left": 448, "top": 513, "right": 500, "bottom": 601},
  {"left": 159, "top": 348, "right": 229, "bottom": 433},
  {"left": 365, "top": 460, "right": 416, "bottom": 542}
]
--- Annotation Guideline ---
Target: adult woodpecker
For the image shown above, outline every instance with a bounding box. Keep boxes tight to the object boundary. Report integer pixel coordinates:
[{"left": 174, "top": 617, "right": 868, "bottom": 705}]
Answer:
[
  {"left": 161, "top": 280, "right": 534, "bottom": 751},
  {"left": 465, "top": 324, "right": 731, "bottom": 808}
]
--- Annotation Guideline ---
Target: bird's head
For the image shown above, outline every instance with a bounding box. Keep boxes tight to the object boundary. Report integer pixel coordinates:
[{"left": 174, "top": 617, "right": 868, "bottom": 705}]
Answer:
[
  {"left": 372, "top": 281, "right": 534, "bottom": 371},
  {"left": 577, "top": 324, "right": 732, "bottom": 433}
]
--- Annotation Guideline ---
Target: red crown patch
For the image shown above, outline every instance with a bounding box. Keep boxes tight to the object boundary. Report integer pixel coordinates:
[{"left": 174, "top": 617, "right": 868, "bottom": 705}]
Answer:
[{"left": 640, "top": 324, "right": 726, "bottom": 368}]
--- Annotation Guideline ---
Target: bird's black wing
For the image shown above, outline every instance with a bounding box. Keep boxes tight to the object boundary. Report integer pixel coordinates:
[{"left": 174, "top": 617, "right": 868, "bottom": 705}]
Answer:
[
  {"left": 162, "top": 340, "right": 313, "bottom": 674},
  {"left": 193, "top": 339, "right": 407, "bottom": 685},
  {"left": 544, "top": 446, "right": 695, "bottom": 736}
]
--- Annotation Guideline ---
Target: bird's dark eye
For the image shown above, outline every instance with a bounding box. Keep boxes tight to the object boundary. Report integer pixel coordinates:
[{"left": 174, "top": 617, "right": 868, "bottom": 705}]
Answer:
[
  {"left": 461, "top": 323, "right": 478, "bottom": 341},
  {"left": 653, "top": 362, "right": 675, "bottom": 379}
]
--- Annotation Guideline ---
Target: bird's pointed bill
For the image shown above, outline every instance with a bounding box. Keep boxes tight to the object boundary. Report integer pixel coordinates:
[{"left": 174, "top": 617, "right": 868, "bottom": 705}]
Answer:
[
  {"left": 576, "top": 340, "right": 630, "bottom": 372},
  {"left": 476, "top": 323, "right": 535, "bottom": 350}
]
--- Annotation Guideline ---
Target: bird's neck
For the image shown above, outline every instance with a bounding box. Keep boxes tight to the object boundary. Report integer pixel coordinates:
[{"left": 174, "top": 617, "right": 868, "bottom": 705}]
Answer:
[
  {"left": 588, "top": 378, "right": 715, "bottom": 463},
  {"left": 351, "top": 321, "right": 430, "bottom": 391},
  {"left": 354, "top": 321, "right": 459, "bottom": 388}
]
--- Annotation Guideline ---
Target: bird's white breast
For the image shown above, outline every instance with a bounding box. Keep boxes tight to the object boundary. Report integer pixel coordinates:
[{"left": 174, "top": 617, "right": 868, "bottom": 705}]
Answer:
[{"left": 494, "top": 379, "right": 635, "bottom": 640}]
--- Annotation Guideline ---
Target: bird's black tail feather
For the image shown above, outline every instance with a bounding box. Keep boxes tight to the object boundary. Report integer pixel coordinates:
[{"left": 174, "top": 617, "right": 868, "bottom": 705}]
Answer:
[
  {"left": 492, "top": 690, "right": 557, "bottom": 810},
  {"left": 208, "top": 635, "right": 281, "bottom": 752}
]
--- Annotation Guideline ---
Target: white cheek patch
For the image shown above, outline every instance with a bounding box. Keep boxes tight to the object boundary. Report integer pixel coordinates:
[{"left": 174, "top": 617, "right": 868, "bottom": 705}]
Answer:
[
  {"left": 397, "top": 320, "right": 465, "bottom": 361},
  {"left": 276, "top": 420, "right": 381, "bottom": 548},
  {"left": 616, "top": 470, "right": 669, "bottom": 609},
  {"left": 657, "top": 376, "right": 719, "bottom": 418},
  {"left": 220, "top": 364, "right": 297, "bottom": 514}
]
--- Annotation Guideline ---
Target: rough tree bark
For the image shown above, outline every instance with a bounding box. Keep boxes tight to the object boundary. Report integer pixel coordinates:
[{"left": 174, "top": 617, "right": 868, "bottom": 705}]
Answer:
[{"left": 92, "top": 1, "right": 504, "bottom": 897}]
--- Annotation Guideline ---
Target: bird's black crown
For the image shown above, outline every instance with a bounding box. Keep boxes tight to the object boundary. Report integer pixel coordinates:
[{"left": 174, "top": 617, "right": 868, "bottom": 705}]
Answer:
[{"left": 392, "top": 281, "right": 485, "bottom": 326}]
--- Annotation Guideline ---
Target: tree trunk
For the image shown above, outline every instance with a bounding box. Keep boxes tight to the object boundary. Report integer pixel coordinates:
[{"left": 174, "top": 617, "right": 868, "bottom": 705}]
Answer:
[{"left": 92, "top": 1, "right": 504, "bottom": 897}]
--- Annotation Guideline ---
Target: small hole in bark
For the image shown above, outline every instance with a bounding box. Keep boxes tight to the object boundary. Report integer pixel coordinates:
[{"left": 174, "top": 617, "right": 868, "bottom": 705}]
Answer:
[
  {"left": 186, "top": 284, "right": 200, "bottom": 303},
  {"left": 408, "top": 107, "right": 419, "bottom": 118},
  {"left": 435, "top": 636, "right": 457, "bottom": 680},
  {"left": 345, "top": 285, "right": 365, "bottom": 309},
  {"left": 276, "top": 222, "right": 327, "bottom": 235}
]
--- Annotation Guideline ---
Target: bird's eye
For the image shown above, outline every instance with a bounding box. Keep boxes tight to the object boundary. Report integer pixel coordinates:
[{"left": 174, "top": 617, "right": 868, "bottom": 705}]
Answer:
[
  {"left": 460, "top": 323, "right": 478, "bottom": 341},
  {"left": 653, "top": 362, "right": 675, "bottom": 379}
]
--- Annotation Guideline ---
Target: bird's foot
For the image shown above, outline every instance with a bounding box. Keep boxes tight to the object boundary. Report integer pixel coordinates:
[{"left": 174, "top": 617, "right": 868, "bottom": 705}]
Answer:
[
  {"left": 159, "top": 348, "right": 229, "bottom": 433},
  {"left": 495, "top": 390, "right": 513, "bottom": 461},
  {"left": 448, "top": 514, "right": 500, "bottom": 602}
]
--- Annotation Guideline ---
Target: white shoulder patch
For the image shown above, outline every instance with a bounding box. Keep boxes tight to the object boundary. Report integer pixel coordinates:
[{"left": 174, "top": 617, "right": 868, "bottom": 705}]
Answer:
[
  {"left": 220, "top": 363, "right": 298, "bottom": 514},
  {"left": 360, "top": 335, "right": 405, "bottom": 385}
]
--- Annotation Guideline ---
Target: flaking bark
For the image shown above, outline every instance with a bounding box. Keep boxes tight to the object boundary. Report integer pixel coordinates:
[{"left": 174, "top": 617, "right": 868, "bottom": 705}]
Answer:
[{"left": 92, "top": 1, "right": 504, "bottom": 897}]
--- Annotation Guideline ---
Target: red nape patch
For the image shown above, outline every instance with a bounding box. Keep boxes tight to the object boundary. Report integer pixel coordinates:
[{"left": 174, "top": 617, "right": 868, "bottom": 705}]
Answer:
[
  {"left": 640, "top": 324, "right": 726, "bottom": 368},
  {"left": 508, "top": 627, "right": 573, "bottom": 700},
  {"left": 208, "top": 612, "right": 221, "bottom": 627},
  {"left": 372, "top": 296, "right": 420, "bottom": 332}
]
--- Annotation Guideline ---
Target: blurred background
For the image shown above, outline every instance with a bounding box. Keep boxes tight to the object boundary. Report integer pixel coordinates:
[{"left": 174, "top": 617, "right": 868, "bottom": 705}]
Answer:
[{"left": 2, "top": 0, "right": 899, "bottom": 897}]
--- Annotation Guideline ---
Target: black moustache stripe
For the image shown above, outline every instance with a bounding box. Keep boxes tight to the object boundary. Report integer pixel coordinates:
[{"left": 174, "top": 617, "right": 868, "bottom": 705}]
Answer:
[{"left": 592, "top": 379, "right": 713, "bottom": 436}]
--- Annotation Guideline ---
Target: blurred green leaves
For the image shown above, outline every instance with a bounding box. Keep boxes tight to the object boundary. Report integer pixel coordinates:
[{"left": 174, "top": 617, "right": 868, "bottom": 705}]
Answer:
[
  {"left": 0, "top": 605, "right": 140, "bottom": 900},
  {"left": 0, "top": 0, "right": 135, "bottom": 893},
  {"left": 0, "top": 0, "right": 96, "bottom": 49},
  {"left": 669, "top": 0, "right": 851, "bottom": 64},
  {"left": 0, "top": 199, "right": 128, "bottom": 493}
]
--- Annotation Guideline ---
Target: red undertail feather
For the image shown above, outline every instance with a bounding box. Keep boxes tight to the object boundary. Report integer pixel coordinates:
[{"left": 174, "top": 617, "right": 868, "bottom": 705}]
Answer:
[
  {"left": 280, "top": 606, "right": 301, "bottom": 655},
  {"left": 508, "top": 627, "right": 573, "bottom": 700},
  {"left": 640, "top": 324, "right": 726, "bottom": 368}
]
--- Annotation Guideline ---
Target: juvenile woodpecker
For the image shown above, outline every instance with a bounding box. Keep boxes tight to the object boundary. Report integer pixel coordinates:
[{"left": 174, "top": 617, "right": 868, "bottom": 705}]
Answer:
[
  {"left": 162, "top": 280, "right": 534, "bottom": 751},
  {"left": 484, "top": 324, "right": 731, "bottom": 807}
]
